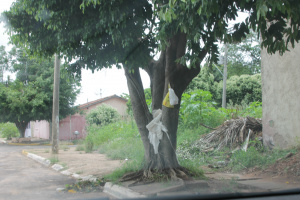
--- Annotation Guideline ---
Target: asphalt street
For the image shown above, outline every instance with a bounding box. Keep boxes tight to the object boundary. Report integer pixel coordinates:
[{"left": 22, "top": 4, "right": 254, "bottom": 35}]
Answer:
[{"left": 0, "top": 143, "right": 111, "bottom": 200}]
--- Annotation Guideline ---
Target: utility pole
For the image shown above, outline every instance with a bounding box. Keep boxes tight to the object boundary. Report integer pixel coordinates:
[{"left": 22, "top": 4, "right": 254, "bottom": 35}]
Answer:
[
  {"left": 52, "top": 54, "right": 60, "bottom": 154},
  {"left": 222, "top": 43, "right": 228, "bottom": 108}
]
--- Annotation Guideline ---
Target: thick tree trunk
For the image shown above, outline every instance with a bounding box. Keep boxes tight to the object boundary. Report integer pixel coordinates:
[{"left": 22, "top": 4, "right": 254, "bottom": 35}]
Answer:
[
  {"left": 15, "top": 121, "right": 28, "bottom": 138},
  {"left": 123, "top": 32, "right": 207, "bottom": 180}
]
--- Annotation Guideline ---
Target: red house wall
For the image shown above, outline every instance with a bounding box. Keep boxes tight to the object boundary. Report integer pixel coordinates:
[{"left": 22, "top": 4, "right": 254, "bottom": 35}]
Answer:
[{"left": 59, "top": 114, "right": 86, "bottom": 140}]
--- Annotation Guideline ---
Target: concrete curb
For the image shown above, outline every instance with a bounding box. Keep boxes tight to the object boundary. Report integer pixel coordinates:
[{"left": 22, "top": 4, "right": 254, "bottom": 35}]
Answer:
[
  {"left": 26, "top": 152, "right": 51, "bottom": 167},
  {"left": 22, "top": 150, "right": 98, "bottom": 183},
  {"left": 9, "top": 142, "right": 51, "bottom": 146},
  {"left": 104, "top": 182, "right": 146, "bottom": 199},
  {"left": 22, "top": 150, "right": 148, "bottom": 198}
]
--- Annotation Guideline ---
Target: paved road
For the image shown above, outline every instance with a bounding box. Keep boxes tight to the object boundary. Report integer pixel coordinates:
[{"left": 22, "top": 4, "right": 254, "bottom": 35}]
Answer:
[{"left": 0, "top": 143, "right": 111, "bottom": 200}]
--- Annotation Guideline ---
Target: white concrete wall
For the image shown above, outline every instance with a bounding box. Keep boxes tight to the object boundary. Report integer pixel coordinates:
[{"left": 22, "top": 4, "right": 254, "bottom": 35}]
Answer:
[
  {"left": 32, "top": 120, "right": 50, "bottom": 139},
  {"left": 261, "top": 43, "right": 300, "bottom": 148}
]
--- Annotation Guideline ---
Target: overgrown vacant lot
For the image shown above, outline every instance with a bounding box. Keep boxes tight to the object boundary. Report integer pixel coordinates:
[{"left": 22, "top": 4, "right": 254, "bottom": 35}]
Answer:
[{"left": 72, "top": 117, "right": 299, "bottom": 184}]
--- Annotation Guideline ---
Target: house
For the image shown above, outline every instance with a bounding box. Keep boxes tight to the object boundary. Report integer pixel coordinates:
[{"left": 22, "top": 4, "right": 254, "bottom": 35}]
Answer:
[{"left": 27, "top": 95, "right": 127, "bottom": 140}]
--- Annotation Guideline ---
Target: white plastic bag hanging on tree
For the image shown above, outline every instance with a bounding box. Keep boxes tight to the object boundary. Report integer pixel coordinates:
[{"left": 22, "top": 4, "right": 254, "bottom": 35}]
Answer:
[
  {"left": 146, "top": 109, "right": 168, "bottom": 154},
  {"left": 169, "top": 87, "right": 178, "bottom": 106}
]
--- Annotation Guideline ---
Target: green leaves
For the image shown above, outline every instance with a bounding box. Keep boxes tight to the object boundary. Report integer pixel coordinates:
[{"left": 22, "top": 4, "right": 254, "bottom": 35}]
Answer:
[
  {"left": 3, "top": 0, "right": 154, "bottom": 72},
  {"left": 216, "top": 74, "right": 262, "bottom": 106},
  {"left": 180, "top": 90, "right": 222, "bottom": 128},
  {"left": 0, "top": 122, "right": 19, "bottom": 139},
  {"left": 85, "top": 104, "right": 120, "bottom": 126},
  {"left": 0, "top": 45, "right": 80, "bottom": 129},
  {"left": 256, "top": 2, "right": 268, "bottom": 20}
]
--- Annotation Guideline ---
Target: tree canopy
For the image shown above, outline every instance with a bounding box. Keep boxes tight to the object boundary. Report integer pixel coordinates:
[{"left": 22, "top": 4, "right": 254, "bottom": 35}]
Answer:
[
  {"left": 225, "top": 31, "right": 261, "bottom": 77},
  {"left": 4, "top": 0, "right": 299, "bottom": 72}
]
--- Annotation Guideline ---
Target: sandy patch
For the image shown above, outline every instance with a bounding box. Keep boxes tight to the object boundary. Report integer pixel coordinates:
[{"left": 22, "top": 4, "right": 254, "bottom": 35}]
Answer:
[{"left": 27, "top": 147, "right": 124, "bottom": 178}]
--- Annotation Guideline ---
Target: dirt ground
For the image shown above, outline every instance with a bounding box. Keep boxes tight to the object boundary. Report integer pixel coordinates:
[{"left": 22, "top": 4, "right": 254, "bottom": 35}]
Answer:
[
  {"left": 245, "top": 151, "right": 300, "bottom": 185},
  {"left": 27, "top": 146, "right": 124, "bottom": 178},
  {"left": 26, "top": 145, "right": 300, "bottom": 188}
]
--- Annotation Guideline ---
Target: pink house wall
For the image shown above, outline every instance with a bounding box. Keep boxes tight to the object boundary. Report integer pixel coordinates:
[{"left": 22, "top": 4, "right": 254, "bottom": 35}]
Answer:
[
  {"left": 31, "top": 116, "right": 86, "bottom": 140},
  {"left": 32, "top": 120, "right": 50, "bottom": 139}
]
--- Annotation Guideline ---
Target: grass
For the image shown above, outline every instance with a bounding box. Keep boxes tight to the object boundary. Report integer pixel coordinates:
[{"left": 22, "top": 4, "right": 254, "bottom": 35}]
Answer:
[
  {"left": 83, "top": 121, "right": 144, "bottom": 182},
  {"left": 228, "top": 146, "right": 298, "bottom": 172},
  {"left": 60, "top": 162, "right": 68, "bottom": 170},
  {"left": 59, "top": 144, "right": 70, "bottom": 151},
  {"left": 81, "top": 103, "right": 297, "bottom": 183},
  {"left": 75, "top": 144, "right": 85, "bottom": 151},
  {"left": 72, "top": 139, "right": 85, "bottom": 145},
  {"left": 84, "top": 121, "right": 139, "bottom": 153},
  {"left": 49, "top": 156, "right": 59, "bottom": 164},
  {"left": 98, "top": 137, "right": 144, "bottom": 160},
  {"left": 103, "top": 160, "right": 143, "bottom": 183},
  {"left": 179, "top": 158, "right": 205, "bottom": 178}
]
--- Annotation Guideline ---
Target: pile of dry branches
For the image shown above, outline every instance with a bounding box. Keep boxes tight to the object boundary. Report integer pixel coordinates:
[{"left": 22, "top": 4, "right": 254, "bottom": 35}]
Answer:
[{"left": 193, "top": 116, "right": 262, "bottom": 152}]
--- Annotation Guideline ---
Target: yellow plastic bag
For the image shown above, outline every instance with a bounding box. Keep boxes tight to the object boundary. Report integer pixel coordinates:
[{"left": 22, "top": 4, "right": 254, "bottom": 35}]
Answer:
[
  {"left": 163, "top": 84, "right": 178, "bottom": 108},
  {"left": 163, "top": 91, "right": 174, "bottom": 108}
]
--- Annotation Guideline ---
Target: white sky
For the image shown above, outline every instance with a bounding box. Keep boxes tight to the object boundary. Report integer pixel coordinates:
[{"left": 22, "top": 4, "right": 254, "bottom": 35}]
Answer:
[{"left": 0, "top": 0, "right": 150, "bottom": 105}]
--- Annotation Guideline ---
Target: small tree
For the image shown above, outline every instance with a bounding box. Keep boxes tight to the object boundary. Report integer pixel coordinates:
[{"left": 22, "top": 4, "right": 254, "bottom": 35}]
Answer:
[
  {"left": 0, "top": 46, "right": 80, "bottom": 137},
  {"left": 0, "top": 122, "right": 19, "bottom": 139},
  {"left": 85, "top": 104, "right": 120, "bottom": 126}
]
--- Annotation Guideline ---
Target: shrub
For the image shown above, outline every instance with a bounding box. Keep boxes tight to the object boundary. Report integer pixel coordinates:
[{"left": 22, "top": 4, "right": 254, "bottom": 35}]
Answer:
[
  {"left": 218, "top": 101, "right": 262, "bottom": 120},
  {"left": 85, "top": 104, "right": 120, "bottom": 126},
  {"left": 216, "top": 74, "right": 262, "bottom": 105},
  {"left": 180, "top": 90, "right": 224, "bottom": 129},
  {"left": 0, "top": 122, "right": 19, "bottom": 139},
  {"left": 84, "top": 121, "right": 139, "bottom": 152}
]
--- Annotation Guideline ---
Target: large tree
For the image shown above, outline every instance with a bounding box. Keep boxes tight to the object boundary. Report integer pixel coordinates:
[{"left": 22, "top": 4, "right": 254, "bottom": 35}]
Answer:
[
  {"left": 0, "top": 45, "right": 10, "bottom": 83},
  {"left": 226, "top": 31, "right": 261, "bottom": 77},
  {"left": 2, "top": 0, "right": 300, "bottom": 179},
  {"left": 0, "top": 46, "right": 80, "bottom": 137}
]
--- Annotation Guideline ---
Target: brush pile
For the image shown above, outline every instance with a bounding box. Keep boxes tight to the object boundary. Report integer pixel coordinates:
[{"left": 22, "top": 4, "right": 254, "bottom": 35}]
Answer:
[{"left": 193, "top": 116, "right": 262, "bottom": 152}]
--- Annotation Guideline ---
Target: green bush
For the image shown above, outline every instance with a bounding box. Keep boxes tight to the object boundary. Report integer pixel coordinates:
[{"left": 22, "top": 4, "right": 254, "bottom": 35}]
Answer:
[
  {"left": 216, "top": 74, "right": 262, "bottom": 105},
  {"left": 180, "top": 90, "right": 225, "bottom": 129},
  {"left": 0, "top": 122, "right": 19, "bottom": 139},
  {"left": 186, "top": 68, "right": 261, "bottom": 106},
  {"left": 218, "top": 101, "right": 262, "bottom": 120},
  {"left": 84, "top": 121, "right": 139, "bottom": 152},
  {"left": 85, "top": 104, "right": 120, "bottom": 126}
]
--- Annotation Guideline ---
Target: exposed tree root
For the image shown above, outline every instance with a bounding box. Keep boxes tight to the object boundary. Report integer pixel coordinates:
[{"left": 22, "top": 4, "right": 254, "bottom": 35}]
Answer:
[{"left": 119, "top": 167, "right": 192, "bottom": 183}]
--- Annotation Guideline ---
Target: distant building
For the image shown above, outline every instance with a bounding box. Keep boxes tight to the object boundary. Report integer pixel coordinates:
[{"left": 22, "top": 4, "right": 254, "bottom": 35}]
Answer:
[{"left": 27, "top": 95, "right": 127, "bottom": 140}]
